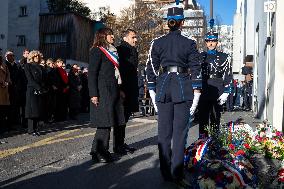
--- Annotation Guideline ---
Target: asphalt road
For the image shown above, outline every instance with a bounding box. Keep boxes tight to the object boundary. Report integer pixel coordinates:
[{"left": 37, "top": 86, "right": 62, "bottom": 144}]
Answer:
[{"left": 0, "top": 111, "right": 260, "bottom": 189}]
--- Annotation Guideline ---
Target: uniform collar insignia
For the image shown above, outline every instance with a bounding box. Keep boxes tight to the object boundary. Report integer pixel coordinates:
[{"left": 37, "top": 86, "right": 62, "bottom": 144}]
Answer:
[{"left": 207, "top": 50, "right": 217, "bottom": 55}]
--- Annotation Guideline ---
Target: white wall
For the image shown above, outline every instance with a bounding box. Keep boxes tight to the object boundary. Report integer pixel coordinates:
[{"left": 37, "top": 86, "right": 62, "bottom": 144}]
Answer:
[
  {"left": 273, "top": 0, "right": 284, "bottom": 130},
  {"left": 253, "top": 0, "right": 267, "bottom": 120},
  {"left": 8, "top": 0, "right": 42, "bottom": 60},
  {"left": 233, "top": 13, "right": 242, "bottom": 73},
  {"left": 245, "top": 0, "right": 255, "bottom": 56},
  {"left": 0, "top": 0, "right": 9, "bottom": 54}
]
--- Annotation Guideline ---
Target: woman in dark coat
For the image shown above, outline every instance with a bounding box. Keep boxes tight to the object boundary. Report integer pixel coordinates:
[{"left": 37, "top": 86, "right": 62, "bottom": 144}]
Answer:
[
  {"left": 68, "top": 64, "right": 82, "bottom": 119},
  {"left": 88, "top": 27, "right": 125, "bottom": 163},
  {"left": 0, "top": 55, "right": 11, "bottom": 133},
  {"left": 24, "top": 50, "right": 47, "bottom": 136}
]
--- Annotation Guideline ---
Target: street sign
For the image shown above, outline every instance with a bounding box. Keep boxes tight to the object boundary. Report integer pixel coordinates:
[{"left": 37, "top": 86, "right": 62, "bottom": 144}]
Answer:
[{"left": 264, "top": 1, "right": 276, "bottom": 12}]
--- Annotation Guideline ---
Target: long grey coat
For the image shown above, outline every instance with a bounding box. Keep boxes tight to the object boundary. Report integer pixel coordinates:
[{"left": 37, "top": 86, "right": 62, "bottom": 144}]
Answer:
[
  {"left": 24, "top": 63, "right": 46, "bottom": 119},
  {"left": 88, "top": 47, "right": 125, "bottom": 128}
]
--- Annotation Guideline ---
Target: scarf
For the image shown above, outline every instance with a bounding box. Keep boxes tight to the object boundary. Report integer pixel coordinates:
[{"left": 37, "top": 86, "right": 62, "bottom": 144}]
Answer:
[
  {"left": 99, "top": 44, "right": 122, "bottom": 85},
  {"left": 57, "top": 67, "right": 68, "bottom": 84}
]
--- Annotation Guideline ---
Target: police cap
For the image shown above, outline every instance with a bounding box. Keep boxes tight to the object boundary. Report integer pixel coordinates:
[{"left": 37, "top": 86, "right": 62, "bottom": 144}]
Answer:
[
  {"left": 167, "top": 7, "right": 184, "bottom": 20},
  {"left": 205, "top": 31, "right": 218, "bottom": 41}
]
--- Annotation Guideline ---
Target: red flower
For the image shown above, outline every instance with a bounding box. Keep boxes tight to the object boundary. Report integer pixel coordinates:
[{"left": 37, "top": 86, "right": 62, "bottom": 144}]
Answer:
[
  {"left": 192, "top": 158, "right": 198, "bottom": 165},
  {"left": 229, "top": 144, "right": 235, "bottom": 150},
  {"left": 278, "top": 169, "right": 284, "bottom": 177},
  {"left": 276, "top": 131, "right": 282, "bottom": 137},
  {"left": 235, "top": 150, "right": 246, "bottom": 156},
  {"left": 244, "top": 143, "right": 251, "bottom": 149}
]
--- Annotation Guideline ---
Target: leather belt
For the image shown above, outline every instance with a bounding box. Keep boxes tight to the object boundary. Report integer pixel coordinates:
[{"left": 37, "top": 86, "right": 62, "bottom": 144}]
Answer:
[
  {"left": 162, "top": 66, "right": 188, "bottom": 73},
  {"left": 209, "top": 74, "right": 223, "bottom": 79}
]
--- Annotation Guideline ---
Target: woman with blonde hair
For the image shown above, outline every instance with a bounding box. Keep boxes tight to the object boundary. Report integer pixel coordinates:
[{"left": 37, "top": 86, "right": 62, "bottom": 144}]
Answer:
[{"left": 24, "top": 50, "right": 47, "bottom": 136}]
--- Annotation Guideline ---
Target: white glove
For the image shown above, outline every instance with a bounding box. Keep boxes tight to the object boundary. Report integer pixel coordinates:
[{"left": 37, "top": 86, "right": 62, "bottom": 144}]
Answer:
[
  {"left": 190, "top": 92, "right": 201, "bottom": 115},
  {"left": 149, "top": 90, "right": 158, "bottom": 112},
  {"left": 218, "top": 93, "right": 229, "bottom": 105}
]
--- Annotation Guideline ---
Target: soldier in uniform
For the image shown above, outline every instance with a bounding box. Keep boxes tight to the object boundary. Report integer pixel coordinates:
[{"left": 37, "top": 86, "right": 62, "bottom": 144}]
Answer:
[
  {"left": 198, "top": 31, "right": 232, "bottom": 137},
  {"left": 146, "top": 6, "right": 202, "bottom": 187}
]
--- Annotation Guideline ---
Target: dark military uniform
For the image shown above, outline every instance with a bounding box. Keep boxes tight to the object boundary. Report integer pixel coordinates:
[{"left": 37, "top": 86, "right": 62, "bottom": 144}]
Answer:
[
  {"left": 198, "top": 47, "right": 232, "bottom": 136},
  {"left": 146, "top": 7, "right": 202, "bottom": 181}
]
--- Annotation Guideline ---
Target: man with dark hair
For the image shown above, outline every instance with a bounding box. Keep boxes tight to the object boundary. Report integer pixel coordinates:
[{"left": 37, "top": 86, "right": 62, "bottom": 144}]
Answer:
[
  {"left": 17, "top": 49, "right": 29, "bottom": 128},
  {"left": 146, "top": 6, "right": 202, "bottom": 188},
  {"left": 115, "top": 29, "right": 139, "bottom": 155}
]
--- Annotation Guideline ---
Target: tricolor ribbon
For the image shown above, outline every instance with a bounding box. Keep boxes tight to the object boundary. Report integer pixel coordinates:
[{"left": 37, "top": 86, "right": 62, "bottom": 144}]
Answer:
[
  {"left": 99, "top": 47, "right": 119, "bottom": 68},
  {"left": 229, "top": 121, "right": 234, "bottom": 132},
  {"left": 195, "top": 138, "right": 211, "bottom": 162},
  {"left": 222, "top": 162, "right": 247, "bottom": 187}
]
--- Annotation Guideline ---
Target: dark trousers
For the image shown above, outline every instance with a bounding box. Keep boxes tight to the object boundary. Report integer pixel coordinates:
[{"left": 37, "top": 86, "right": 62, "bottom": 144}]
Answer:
[
  {"left": 157, "top": 101, "right": 192, "bottom": 181},
  {"left": 111, "top": 106, "right": 132, "bottom": 150},
  {"left": 91, "top": 127, "right": 111, "bottom": 153},
  {"left": 91, "top": 126, "right": 126, "bottom": 153},
  {"left": 47, "top": 91, "right": 56, "bottom": 121},
  {"left": 226, "top": 93, "right": 234, "bottom": 111},
  {"left": 28, "top": 119, "right": 38, "bottom": 133},
  {"left": 0, "top": 106, "right": 9, "bottom": 134},
  {"left": 55, "top": 92, "right": 68, "bottom": 121},
  {"left": 198, "top": 99, "right": 222, "bottom": 136}
]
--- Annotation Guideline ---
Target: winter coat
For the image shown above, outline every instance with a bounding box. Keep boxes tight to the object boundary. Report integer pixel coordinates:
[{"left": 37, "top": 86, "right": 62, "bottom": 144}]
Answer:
[
  {"left": 117, "top": 41, "right": 139, "bottom": 112},
  {"left": 24, "top": 63, "right": 46, "bottom": 119},
  {"left": 68, "top": 70, "right": 81, "bottom": 110},
  {"left": 88, "top": 47, "right": 125, "bottom": 128},
  {"left": 0, "top": 63, "right": 11, "bottom": 105}
]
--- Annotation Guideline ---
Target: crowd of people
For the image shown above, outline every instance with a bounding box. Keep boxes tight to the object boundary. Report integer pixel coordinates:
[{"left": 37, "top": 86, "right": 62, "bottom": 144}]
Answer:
[
  {"left": 0, "top": 49, "right": 90, "bottom": 136},
  {"left": 0, "top": 5, "right": 255, "bottom": 188},
  {"left": 226, "top": 79, "right": 253, "bottom": 112}
]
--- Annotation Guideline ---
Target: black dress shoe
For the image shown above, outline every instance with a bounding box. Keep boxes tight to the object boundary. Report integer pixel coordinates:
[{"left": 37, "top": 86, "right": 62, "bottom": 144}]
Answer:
[
  {"left": 113, "top": 146, "right": 127, "bottom": 155},
  {"left": 90, "top": 151, "right": 115, "bottom": 163},
  {"left": 30, "top": 132, "right": 40, "bottom": 136},
  {"left": 122, "top": 144, "right": 136, "bottom": 153}
]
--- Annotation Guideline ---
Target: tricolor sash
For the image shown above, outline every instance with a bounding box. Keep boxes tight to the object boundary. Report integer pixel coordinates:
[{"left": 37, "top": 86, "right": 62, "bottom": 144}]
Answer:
[{"left": 99, "top": 47, "right": 119, "bottom": 68}]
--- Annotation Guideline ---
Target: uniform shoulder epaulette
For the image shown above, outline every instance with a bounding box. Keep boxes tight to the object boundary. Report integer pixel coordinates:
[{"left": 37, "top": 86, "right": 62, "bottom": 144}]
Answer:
[{"left": 181, "top": 32, "right": 195, "bottom": 41}]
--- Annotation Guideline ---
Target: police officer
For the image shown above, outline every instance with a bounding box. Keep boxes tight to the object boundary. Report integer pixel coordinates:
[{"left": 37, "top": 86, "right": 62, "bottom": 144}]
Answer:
[
  {"left": 198, "top": 31, "right": 232, "bottom": 137},
  {"left": 146, "top": 6, "right": 202, "bottom": 187}
]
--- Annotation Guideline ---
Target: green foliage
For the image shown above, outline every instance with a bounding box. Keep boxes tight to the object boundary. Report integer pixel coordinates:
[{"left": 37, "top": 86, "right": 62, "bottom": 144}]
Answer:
[{"left": 46, "top": 0, "right": 91, "bottom": 18}]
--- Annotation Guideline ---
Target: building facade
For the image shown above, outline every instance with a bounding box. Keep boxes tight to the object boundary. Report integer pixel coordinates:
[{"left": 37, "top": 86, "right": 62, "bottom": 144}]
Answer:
[
  {"left": 0, "top": 0, "right": 93, "bottom": 66},
  {"left": 233, "top": 0, "right": 284, "bottom": 130},
  {"left": 0, "top": 0, "right": 48, "bottom": 59}
]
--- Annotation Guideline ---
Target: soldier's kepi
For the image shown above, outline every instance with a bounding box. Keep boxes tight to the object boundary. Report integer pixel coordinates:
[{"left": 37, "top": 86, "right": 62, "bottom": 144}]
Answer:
[
  {"left": 198, "top": 24, "right": 233, "bottom": 138},
  {"left": 146, "top": 4, "right": 202, "bottom": 188}
]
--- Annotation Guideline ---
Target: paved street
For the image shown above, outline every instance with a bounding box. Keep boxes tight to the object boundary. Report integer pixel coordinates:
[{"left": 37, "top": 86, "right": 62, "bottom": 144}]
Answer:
[{"left": 0, "top": 111, "right": 260, "bottom": 189}]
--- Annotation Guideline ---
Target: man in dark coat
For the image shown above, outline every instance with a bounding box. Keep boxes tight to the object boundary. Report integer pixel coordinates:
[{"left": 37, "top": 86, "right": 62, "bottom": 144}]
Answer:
[
  {"left": 115, "top": 29, "right": 139, "bottom": 155},
  {"left": 49, "top": 59, "right": 69, "bottom": 121},
  {"left": 80, "top": 67, "right": 89, "bottom": 113},
  {"left": 5, "top": 51, "right": 20, "bottom": 128},
  {"left": 17, "top": 49, "right": 29, "bottom": 127},
  {"left": 68, "top": 64, "right": 82, "bottom": 120}
]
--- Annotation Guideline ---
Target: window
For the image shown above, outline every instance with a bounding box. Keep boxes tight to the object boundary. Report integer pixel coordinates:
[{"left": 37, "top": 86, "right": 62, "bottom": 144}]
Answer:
[
  {"left": 19, "top": 6, "right": 27, "bottom": 17},
  {"left": 17, "top": 35, "right": 26, "bottom": 46},
  {"left": 44, "top": 33, "right": 67, "bottom": 44}
]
